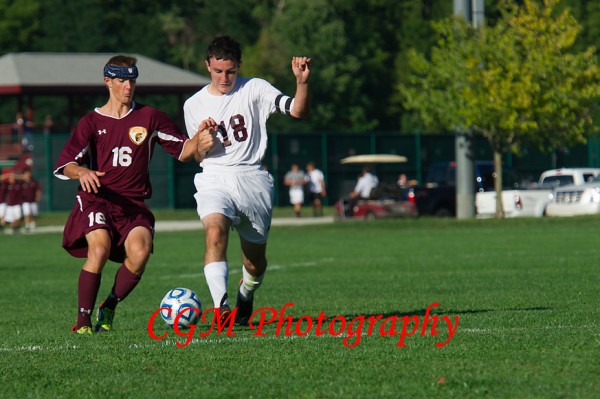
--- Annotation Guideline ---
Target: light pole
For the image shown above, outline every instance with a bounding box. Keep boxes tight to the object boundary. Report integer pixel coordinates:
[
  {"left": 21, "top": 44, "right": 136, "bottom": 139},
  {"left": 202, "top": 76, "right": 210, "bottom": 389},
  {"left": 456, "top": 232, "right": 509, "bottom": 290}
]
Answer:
[{"left": 453, "top": 0, "right": 484, "bottom": 219}]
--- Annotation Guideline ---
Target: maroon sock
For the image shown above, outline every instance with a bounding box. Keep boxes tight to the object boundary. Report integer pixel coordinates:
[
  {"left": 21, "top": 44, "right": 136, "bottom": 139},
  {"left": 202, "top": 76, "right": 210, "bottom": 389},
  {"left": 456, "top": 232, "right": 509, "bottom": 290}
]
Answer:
[
  {"left": 103, "top": 264, "right": 141, "bottom": 310},
  {"left": 77, "top": 270, "right": 102, "bottom": 328}
]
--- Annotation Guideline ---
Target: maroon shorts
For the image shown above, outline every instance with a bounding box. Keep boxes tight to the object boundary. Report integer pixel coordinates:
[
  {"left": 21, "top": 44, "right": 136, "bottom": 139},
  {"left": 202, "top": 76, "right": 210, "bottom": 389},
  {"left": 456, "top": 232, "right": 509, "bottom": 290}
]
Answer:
[{"left": 62, "top": 191, "right": 155, "bottom": 263}]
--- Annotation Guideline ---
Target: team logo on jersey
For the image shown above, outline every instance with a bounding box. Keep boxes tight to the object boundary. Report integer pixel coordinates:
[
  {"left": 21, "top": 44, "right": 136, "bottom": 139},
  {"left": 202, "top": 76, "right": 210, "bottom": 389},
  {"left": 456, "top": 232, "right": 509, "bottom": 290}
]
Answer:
[{"left": 128, "top": 126, "right": 148, "bottom": 145}]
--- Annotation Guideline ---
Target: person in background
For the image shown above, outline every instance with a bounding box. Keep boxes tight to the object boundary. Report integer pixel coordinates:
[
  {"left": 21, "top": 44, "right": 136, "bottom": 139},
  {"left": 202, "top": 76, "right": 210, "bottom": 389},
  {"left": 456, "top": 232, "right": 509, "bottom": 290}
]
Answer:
[
  {"left": 284, "top": 163, "right": 307, "bottom": 218},
  {"left": 43, "top": 114, "right": 55, "bottom": 135},
  {"left": 22, "top": 107, "right": 35, "bottom": 152},
  {"left": 306, "top": 161, "right": 326, "bottom": 217},
  {"left": 12, "top": 112, "right": 24, "bottom": 145},
  {"left": 21, "top": 169, "right": 41, "bottom": 232},
  {"left": 397, "top": 173, "right": 408, "bottom": 189},
  {"left": 350, "top": 167, "right": 379, "bottom": 200},
  {"left": 4, "top": 171, "right": 23, "bottom": 234},
  {"left": 0, "top": 172, "right": 8, "bottom": 230}
]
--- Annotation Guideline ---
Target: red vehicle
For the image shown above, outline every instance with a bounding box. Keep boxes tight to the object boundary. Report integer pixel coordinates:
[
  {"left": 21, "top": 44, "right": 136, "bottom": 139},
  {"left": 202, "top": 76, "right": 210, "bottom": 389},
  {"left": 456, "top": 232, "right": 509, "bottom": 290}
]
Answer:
[{"left": 334, "top": 154, "right": 418, "bottom": 220}]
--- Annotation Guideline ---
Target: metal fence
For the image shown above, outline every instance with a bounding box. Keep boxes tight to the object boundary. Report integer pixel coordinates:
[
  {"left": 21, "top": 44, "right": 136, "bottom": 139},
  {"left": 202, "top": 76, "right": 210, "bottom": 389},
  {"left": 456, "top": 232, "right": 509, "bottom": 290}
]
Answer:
[{"left": 22, "top": 131, "right": 600, "bottom": 212}]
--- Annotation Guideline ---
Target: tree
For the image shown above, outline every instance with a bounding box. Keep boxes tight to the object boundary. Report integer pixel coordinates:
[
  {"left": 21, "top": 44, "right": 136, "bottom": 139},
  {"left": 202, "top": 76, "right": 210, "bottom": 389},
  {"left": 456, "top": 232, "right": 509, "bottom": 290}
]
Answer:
[
  {"left": 266, "top": 0, "right": 365, "bottom": 132},
  {"left": 157, "top": 0, "right": 260, "bottom": 73},
  {"left": 398, "top": 0, "right": 600, "bottom": 218},
  {"left": 0, "top": 0, "right": 40, "bottom": 52}
]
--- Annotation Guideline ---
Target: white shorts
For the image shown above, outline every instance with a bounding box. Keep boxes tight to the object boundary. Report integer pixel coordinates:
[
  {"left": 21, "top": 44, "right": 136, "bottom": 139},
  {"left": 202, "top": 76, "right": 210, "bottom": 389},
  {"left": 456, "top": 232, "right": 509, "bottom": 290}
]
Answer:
[
  {"left": 194, "top": 168, "right": 274, "bottom": 244},
  {"left": 22, "top": 202, "right": 38, "bottom": 217},
  {"left": 289, "top": 186, "right": 304, "bottom": 205},
  {"left": 5, "top": 205, "right": 22, "bottom": 223}
]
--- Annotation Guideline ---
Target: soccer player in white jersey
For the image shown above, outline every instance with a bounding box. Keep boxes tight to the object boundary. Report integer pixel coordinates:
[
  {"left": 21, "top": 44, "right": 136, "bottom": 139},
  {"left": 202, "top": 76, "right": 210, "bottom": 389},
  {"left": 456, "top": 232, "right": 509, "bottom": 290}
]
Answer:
[{"left": 184, "top": 35, "right": 311, "bottom": 326}]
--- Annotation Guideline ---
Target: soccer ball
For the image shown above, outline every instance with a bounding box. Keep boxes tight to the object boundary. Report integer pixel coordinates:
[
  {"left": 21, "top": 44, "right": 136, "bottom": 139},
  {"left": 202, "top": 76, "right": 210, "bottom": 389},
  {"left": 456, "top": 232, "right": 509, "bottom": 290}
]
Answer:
[{"left": 159, "top": 288, "right": 202, "bottom": 329}]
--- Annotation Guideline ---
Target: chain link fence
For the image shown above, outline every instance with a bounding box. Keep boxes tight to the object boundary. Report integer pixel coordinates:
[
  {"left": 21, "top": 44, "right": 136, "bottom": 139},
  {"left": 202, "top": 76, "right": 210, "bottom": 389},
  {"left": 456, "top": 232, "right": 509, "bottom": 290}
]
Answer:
[{"left": 18, "top": 131, "right": 599, "bottom": 212}]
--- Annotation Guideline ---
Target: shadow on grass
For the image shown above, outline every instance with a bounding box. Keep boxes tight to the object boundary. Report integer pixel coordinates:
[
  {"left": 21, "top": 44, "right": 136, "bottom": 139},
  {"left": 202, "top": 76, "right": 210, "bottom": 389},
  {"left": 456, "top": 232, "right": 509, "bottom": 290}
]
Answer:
[
  {"left": 297, "top": 306, "right": 553, "bottom": 322},
  {"left": 229, "top": 306, "right": 553, "bottom": 329}
]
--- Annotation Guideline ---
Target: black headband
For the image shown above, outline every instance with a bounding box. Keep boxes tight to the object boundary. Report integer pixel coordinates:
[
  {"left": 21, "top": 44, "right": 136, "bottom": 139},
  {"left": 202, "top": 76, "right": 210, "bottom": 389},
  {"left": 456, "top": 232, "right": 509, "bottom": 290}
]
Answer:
[{"left": 103, "top": 65, "right": 139, "bottom": 79}]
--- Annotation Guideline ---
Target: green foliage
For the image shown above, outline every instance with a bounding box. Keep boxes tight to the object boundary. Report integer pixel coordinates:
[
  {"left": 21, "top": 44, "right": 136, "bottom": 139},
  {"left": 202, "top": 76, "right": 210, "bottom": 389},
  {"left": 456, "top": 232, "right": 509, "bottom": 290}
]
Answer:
[
  {"left": 33, "top": 0, "right": 168, "bottom": 56},
  {"left": 156, "top": 0, "right": 261, "bottom": 73},
  {"left": 1, "top": 0, "right": 600, "bottom": 136},
  {"left": 400, "top": 0, "right": 600, "bottom": 154},
  {"left": 398, "top": 0, "right": 600, "bottom": 217},
  {"left": 0, "top": 0, "right": 40, "bottom": 51}
]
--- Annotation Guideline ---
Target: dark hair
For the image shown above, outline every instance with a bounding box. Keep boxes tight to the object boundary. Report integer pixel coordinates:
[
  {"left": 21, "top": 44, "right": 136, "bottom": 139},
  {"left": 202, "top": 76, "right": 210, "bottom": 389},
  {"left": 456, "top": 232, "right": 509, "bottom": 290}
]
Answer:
[
  {"left": 206, "top": 36, "right": 242, "bottom": 64},
  {"left": 105, "top": 55, "right": 137, "bottom": 67}
]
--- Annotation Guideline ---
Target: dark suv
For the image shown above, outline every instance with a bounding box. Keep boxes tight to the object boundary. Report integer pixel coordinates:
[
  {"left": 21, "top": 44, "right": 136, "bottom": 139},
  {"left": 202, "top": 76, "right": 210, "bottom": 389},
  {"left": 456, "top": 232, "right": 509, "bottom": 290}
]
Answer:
[{"left": 414, "top": 161, "right": 498, "bottom": 217}]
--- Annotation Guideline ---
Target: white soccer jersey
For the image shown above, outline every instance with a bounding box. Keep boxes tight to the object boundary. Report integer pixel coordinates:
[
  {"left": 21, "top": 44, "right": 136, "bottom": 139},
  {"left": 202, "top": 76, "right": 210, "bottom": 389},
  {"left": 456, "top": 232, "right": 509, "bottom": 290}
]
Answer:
[
  {"left": 307, "top": 169, "right": 325, "bottom": 194},
  {"left": 184, "top": 77, "right": 293, "bottom": 172}
]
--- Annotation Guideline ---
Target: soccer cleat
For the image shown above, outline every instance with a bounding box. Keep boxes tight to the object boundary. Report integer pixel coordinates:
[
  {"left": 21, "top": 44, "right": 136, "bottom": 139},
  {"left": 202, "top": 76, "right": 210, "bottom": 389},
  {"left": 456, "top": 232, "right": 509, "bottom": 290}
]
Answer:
[
  {"left": 71, "top": 325, "right": 93, "bottom": 335},
  {"left": 94, "top": 304, "right": 115, "bottom": 333},
  {"left": 218, "top": 293, "right": 233, "bottom": 326},
  {"left": 235, "top": 279, "right": 254, "bottom": 326},
  {"left": 219, "top": 304, "right": 232, "bottom": 325}
]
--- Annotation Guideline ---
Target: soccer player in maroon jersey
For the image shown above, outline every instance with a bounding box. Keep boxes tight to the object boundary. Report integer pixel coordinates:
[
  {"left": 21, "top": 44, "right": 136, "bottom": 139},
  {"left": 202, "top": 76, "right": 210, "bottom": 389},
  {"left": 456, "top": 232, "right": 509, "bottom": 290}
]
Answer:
[
  {"left": 4, "top": 170, "right": 23, "bottom": 234},
  {"left": 21, "top": 169, "right": 41, "bottom": 232},
  {"left": 54, "top": 55, "right": 216, "bottom": 335},
  {"left": 0, "top": 172, "right": 7, "bottom": 229}
]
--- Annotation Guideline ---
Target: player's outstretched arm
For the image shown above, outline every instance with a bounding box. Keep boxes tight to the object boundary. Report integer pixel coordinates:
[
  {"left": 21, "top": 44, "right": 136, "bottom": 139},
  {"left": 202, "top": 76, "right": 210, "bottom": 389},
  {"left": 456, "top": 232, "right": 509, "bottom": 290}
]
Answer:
[
  {"left": 63, "top": 163, "right": 105, "bottom": 194},
  {"left": 290, "top": 56, "right": 311, "bottom": 119},
  {"left": 180, "top": 118, "right": 217, "bottom": 162}
]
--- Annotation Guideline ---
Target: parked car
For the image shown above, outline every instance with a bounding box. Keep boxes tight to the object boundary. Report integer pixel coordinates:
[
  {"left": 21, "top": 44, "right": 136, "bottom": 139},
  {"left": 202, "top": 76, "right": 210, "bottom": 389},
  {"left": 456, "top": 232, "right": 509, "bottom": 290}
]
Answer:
[
  {"left": 334, "top": 154, "right": 418, "bottom": 220},
  {"left": 546, "top": 173, "right": 600, "bottom": 216},
  {"left": 413, "top": 161, "right": 499, "bottom": 217},
  {"left": 476, "top": 167, "right": 600, "bottom": 218}
]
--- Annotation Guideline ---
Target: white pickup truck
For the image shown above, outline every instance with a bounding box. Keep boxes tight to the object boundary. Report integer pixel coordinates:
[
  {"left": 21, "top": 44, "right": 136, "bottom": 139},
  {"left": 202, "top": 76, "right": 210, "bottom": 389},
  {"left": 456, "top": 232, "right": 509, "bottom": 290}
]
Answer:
[
  {"left": 476, "top": 168, "right": 600, "bottom": 218},
  {"left": 546, "top": 173, "right": 600, "bottom": 216}
]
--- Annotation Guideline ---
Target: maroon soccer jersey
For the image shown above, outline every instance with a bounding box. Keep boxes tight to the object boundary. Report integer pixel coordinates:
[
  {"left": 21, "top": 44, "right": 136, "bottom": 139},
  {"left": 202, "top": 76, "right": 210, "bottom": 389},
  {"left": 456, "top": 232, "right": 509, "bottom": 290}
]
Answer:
[
  {"left": 0, "top": 182, "right": 6, "bottom": 203},
  {"left": 54, "top": 102, "right": 189, "bottom": 199},
  {"left": 6, "top": 180, "right": 23, "bottom": 206},
  {"left": 22, "top": 179, "right": 39, "bottom": 202}
]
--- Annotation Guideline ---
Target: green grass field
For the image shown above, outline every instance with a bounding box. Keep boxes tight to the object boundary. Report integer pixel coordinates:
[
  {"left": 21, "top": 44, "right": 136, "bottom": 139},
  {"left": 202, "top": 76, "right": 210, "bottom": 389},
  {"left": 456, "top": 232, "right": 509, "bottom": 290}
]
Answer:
[{"left": 1, "top": 215, "right": 599, "bottom": 398}]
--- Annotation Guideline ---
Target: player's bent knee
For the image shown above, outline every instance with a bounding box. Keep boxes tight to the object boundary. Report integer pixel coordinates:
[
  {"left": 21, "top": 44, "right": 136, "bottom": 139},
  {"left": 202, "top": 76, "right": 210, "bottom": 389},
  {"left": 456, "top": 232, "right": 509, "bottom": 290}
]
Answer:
[
  {"left": 126, "top": 244, "right": 152, "bottom": 266},
  {"left": 86, "top": 245, "right": 110, "bottom": 268}
]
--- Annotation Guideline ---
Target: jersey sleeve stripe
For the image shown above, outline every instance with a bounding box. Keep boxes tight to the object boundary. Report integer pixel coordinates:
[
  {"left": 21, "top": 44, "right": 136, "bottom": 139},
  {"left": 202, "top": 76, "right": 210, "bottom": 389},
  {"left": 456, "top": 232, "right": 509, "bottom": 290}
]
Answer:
[
  {"left": 275, "top": 94, "right": 294, "bottom": 116},
  {"left": 157, "top": 131, "right": 185, "bottom": 142},
  {"left": 53, "top": 161, "right": 78, "bottom": 180}
]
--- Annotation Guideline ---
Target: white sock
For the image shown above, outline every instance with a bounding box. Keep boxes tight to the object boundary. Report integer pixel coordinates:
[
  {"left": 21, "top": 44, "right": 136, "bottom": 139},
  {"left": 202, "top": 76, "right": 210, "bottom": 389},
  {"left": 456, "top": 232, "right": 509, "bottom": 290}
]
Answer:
[
  {"left": 204, "top": 261, "right": 229, "bottom": 308},
  {"left": 240, "top": 266, "right": 264, "bottom": 301}
]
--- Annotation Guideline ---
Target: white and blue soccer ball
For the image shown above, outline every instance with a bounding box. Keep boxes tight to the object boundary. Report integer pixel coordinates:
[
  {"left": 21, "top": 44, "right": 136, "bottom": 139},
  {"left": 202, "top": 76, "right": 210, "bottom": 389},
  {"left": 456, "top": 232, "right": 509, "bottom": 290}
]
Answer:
[{"left": 160, "top": 288, "right": 202, "bottom": 329}]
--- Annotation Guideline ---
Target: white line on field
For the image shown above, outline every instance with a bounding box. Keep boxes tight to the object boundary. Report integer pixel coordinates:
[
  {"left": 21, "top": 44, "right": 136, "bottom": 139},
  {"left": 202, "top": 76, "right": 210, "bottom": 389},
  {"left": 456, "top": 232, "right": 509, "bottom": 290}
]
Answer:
[
  {"left": 157, "top": 258, "right": 336, "bottom": 280},
  {"left": 0, "top": 322, "right": 596, "bottom": 353}
]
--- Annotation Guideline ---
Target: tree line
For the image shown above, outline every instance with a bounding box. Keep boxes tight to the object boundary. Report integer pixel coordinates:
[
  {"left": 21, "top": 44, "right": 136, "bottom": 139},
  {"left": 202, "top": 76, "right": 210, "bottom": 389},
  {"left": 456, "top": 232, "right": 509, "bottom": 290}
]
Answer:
[{"left": 0, "top": 0, "right": 598, "bottom": 135}]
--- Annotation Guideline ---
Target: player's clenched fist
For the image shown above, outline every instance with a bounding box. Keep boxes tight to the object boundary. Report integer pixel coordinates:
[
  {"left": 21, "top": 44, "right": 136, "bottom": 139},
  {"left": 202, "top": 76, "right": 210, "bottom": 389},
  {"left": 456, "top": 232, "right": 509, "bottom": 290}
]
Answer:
[
  {"left": 192, "top": 117, "right": 217, "bottom": 160},
  {"left": 196, "top": 127, "right": 215, "bottom": 155},
  {"left": 291, "top": 57, "right": 311, "bottom": 84}
]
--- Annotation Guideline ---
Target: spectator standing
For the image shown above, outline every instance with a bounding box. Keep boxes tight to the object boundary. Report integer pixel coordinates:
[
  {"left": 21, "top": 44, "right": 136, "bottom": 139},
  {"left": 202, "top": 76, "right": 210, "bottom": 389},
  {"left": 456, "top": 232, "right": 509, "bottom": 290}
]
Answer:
[
  {"left": 12, "top": 112, "right": 24, "bottom": 145},
  {"left": 22, "top": 107, "right": 35, "bottom": 152},
  {"left": 306, "top": 161, "right": 326, "bottom": 217},
  {"left": 284, "top": 163, "right": 307, "bottom": 218},
  {"left": 43, "top": 114, "right": 55, "bottom": 135}
]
